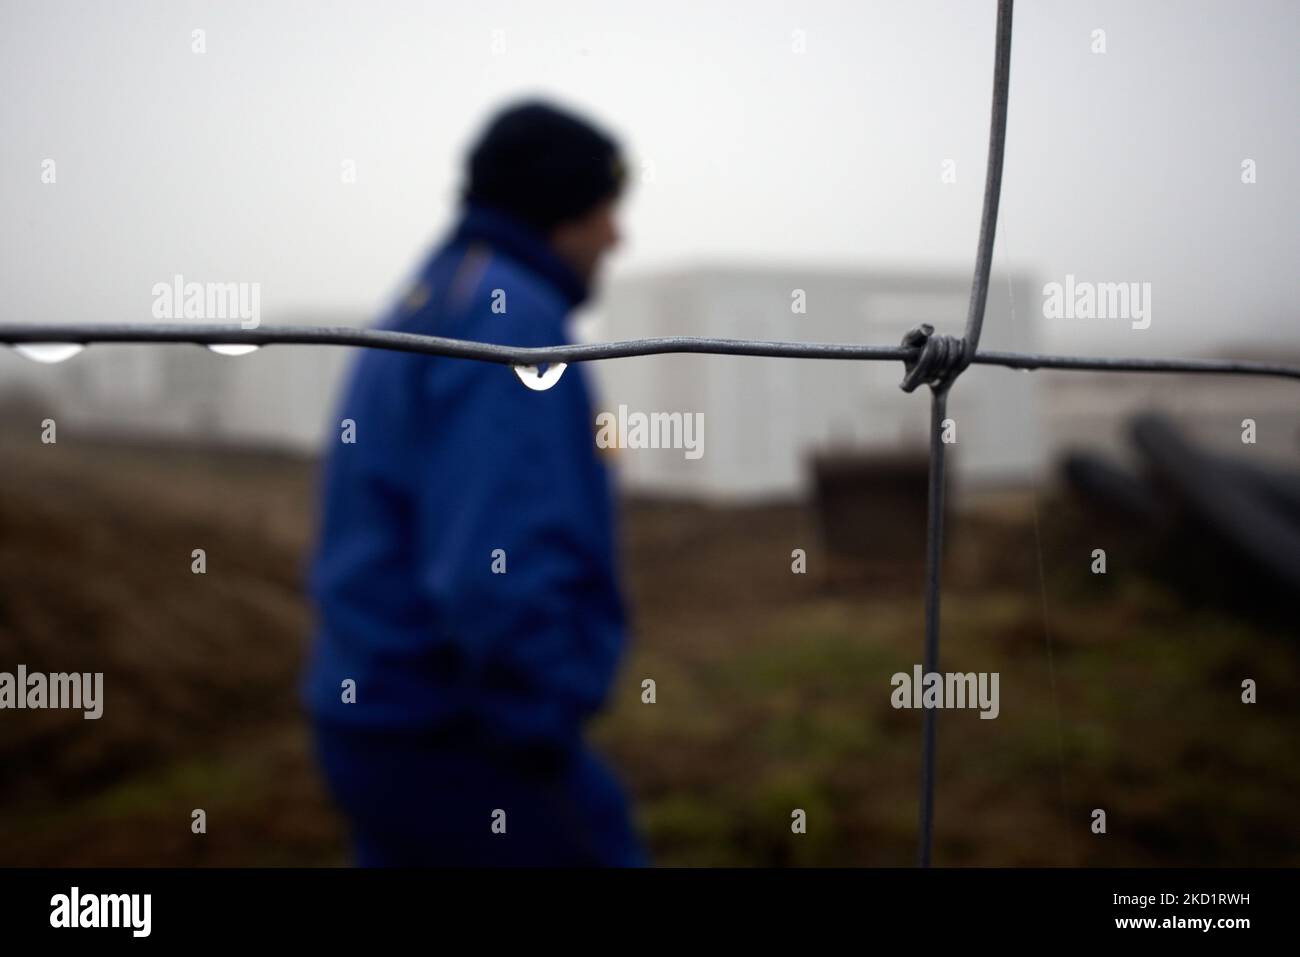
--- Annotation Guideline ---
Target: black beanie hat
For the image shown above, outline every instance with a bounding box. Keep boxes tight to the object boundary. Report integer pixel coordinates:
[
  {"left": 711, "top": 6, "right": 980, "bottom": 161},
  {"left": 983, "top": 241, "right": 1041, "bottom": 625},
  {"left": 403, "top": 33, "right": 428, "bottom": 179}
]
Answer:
[{"left": 465, "top": 100, "right": 626, "bottom": 233}]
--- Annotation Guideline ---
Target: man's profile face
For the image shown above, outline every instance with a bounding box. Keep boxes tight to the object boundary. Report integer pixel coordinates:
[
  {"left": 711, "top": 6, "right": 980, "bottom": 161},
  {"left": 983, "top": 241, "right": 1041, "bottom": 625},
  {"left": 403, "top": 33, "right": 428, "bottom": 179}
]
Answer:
[{"left": 549, "top": 199, "right": 622, "bottom": 286}]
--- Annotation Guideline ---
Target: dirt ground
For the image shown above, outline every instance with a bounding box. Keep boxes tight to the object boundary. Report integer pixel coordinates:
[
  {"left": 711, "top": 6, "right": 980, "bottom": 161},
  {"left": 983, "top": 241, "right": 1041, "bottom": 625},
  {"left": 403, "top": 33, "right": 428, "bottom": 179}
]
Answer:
[{"left": 0, "top": 424, "right": 1296, "bottom": 866}]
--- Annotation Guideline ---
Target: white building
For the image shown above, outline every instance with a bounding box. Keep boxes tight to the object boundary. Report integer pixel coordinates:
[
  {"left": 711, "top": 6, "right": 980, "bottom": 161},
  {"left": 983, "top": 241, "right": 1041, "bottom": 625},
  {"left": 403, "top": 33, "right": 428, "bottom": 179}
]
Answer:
[
  {"left": 9, "top": 267, "right": 1287, "bottom": 503},
  {"left": 587, "top": 265, "right": 1047, "bottom": 501},
  {"left": 0, "top": 314, "right": 358, "bottom": 452}
]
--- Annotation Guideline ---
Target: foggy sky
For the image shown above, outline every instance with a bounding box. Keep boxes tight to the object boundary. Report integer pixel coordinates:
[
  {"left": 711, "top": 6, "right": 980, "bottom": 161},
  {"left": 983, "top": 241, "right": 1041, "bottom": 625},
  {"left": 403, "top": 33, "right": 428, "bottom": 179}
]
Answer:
[{"left": 1, "top": 0, "right": 1296, "bottom": 356}]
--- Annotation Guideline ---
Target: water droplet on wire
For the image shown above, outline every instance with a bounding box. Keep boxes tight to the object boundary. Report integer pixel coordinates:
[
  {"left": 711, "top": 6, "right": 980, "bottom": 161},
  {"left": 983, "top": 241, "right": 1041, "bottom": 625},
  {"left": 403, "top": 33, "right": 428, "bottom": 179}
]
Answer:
[
  {"left": 207, "top": 344, "right": 261, "bottom": 357},
  {"left": 513, "top": 363, "right": 567, "bottom": 391},
  {"left": 13, "top": 343, "right": 85, "bottom": 364}
]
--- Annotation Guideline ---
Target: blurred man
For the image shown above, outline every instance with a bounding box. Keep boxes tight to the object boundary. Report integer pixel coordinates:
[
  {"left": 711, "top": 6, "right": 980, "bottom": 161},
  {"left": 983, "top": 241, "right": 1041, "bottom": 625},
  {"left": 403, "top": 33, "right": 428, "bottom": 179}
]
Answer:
[{"left": 304, "top": 101, "right": 644, "bottom": 866}]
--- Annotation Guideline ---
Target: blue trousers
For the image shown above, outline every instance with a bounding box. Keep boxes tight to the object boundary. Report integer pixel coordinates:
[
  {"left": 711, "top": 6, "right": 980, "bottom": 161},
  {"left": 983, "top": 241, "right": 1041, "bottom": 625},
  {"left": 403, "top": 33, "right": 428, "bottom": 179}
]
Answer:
[{"left": 313, "top": 721, "right": 647, "bottom": 867}]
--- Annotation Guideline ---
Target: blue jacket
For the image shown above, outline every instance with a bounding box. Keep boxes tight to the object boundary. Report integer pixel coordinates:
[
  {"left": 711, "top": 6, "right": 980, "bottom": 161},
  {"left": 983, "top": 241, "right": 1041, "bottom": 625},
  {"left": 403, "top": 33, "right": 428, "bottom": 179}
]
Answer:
[{"left": 304, "top": 204, "right": 628, "bottom": 752}]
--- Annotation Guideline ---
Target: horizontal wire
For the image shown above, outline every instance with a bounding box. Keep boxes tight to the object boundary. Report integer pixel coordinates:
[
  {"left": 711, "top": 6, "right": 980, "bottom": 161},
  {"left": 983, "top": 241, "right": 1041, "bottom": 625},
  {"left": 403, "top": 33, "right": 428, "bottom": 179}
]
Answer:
[
  {"left": 969, "top": 349, "right": 1300, "bottom": 381},
  {"left": 1, "top": 323, "right": 1297, "bottom": 382}
]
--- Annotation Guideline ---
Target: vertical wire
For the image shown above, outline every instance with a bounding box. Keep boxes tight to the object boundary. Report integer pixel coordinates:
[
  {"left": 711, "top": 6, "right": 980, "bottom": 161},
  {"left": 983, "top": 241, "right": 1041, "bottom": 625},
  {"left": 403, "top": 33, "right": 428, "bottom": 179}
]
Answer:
[
  {"left": 917, "top": 385, "right": 950, "bottom": 868},
  {"left": 917, "top": 0, "right": 1013, "bottom": 870},
  {"left": 962, "top": 0, "right": 1015, "bottom": 354}
]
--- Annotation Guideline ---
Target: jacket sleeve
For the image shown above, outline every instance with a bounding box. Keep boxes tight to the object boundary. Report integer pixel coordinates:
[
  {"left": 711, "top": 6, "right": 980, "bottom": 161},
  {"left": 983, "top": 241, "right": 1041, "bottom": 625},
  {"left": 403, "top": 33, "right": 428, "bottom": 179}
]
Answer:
[{"left": 411, "top": 339, "right": 621, "bottom": 748}]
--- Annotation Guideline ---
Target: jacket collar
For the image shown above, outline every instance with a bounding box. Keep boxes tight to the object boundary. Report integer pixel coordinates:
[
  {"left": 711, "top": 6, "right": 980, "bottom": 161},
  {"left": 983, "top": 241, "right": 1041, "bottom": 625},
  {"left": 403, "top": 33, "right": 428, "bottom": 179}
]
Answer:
[{"left": 447, "top": 202, "right": 589, "bottom": 309}]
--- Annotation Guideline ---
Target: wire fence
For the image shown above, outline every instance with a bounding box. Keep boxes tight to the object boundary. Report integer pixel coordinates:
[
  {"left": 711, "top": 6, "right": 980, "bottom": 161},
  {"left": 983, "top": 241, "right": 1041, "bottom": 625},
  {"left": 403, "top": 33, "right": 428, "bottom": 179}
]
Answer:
[{"left": 2, "top": 0, "right": 1297, "bottom": 866}]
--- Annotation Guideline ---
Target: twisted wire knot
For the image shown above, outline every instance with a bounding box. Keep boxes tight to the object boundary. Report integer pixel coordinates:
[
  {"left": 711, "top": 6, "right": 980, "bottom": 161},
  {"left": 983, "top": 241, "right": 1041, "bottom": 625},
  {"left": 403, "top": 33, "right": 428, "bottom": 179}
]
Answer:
[{"left": 899, "top": 324, "right": 973, "bottom": 393}]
